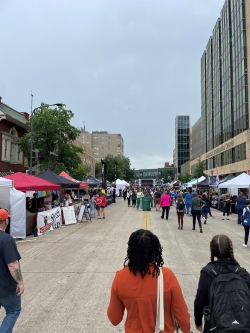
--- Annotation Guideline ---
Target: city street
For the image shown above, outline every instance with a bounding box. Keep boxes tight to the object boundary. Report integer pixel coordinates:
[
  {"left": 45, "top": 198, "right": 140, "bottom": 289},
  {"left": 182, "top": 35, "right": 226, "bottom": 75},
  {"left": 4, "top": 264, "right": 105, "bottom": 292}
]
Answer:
[{"left": 2, "top": 199, "right": 250, "bottom": 333}]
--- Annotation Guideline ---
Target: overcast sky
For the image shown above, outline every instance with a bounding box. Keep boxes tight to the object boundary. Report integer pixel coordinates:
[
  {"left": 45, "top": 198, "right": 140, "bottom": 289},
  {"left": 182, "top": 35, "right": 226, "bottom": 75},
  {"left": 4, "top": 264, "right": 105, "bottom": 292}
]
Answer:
[{"left": 1, "top": 0, "right": 225, "bottom": 169}]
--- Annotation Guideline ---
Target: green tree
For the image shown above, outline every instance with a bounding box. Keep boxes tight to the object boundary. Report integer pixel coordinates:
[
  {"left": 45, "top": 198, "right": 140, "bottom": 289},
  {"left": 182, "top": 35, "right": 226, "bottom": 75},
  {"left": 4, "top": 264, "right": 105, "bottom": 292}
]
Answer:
[
  {"left": 95, "top": 162, "right": 102, "bottom": 179},
  {"left": 193, "top": 159, "right": 206, "bottom": 179},
  {"left": 179, "top": 173, "right": 192, "bottom": 183},
  {"left": 163, "top": 171, "right": 171, "bottom": 183},
  {"left": 95, "top": 155, "right": 134, "bottom": 182},
  {"left": 16, "top": 103, "right": 83, "bottom": 174},
  {"left": 70, "top": 165, "right": 89, "bottom": 180}
]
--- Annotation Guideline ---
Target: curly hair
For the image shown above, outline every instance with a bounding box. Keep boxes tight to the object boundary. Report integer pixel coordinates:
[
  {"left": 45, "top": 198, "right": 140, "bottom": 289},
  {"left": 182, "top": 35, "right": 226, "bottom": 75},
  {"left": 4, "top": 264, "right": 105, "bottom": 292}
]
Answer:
[
  {"left": 210, "top": 234, "right": 239, "bottom": 265},
  {"left": 124, "top": 229, "right": 164, "bottom": 278}
]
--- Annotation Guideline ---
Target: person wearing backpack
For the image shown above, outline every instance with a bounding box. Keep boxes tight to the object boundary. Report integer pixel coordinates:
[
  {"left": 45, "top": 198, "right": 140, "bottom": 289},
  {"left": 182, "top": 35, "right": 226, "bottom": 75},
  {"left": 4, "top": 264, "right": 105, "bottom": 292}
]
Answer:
[
  {"left": 194, "top": 234, "right": 250, "bottom": 333},
  {"left": 176, "top": 194, "right": 185, "bottom": 229},
  {"left": 242, "top": 203, "right": 250, "bottom": 247},
  {"left": 237, "top": 192, "right": 247, "bottom": 225}
]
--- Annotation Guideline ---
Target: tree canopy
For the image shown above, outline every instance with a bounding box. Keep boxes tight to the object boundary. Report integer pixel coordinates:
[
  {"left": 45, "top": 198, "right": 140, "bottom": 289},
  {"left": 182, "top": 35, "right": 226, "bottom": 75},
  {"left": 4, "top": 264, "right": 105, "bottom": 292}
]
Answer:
[
  {"left": 179, "top": 173, "right": 192, "bottom": 183},
  {"left": 16, "top": 103, "right": 83, "bottom": 174},
  {"left": 95, "top": 155, "right": 134, "bottom": 182},
  {"left": 193, "top": 159, "right": 206, "bottom": 179}
]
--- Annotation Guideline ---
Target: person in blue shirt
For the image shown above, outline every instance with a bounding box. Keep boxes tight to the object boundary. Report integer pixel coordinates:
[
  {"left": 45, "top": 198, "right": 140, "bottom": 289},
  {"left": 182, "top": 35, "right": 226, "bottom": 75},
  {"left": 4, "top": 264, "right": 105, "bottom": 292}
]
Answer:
[
  {"left": 236, "top": 192, "right": 247, "bottom": 225},
  {"left": 185, "top": 191, "right": 193, "bottom": 214}
]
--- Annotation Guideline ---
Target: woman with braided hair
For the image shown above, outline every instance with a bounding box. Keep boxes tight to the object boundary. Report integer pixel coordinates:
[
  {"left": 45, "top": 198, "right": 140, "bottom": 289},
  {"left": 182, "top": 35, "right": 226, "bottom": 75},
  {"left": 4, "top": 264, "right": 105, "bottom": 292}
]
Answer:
[
  {"left": 107, "top": 229, "right": 192, "bottom": 333},
  {"left": 194, "top": 234, "right": 250, "bottom": 332}
]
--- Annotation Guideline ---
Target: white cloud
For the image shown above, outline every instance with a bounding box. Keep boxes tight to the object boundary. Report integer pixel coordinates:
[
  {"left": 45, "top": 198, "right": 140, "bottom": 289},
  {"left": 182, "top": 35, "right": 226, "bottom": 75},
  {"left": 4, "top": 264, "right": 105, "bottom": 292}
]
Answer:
[{"left": 130, "top": 154, "right": 173, "bottom": 170}]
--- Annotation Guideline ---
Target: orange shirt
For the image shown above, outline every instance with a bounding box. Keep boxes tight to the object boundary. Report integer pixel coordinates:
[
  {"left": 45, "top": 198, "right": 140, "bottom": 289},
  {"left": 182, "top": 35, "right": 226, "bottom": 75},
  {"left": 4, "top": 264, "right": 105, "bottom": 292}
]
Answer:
[{"left": 107, "top": 265, "right": 191, "bottom": 333}]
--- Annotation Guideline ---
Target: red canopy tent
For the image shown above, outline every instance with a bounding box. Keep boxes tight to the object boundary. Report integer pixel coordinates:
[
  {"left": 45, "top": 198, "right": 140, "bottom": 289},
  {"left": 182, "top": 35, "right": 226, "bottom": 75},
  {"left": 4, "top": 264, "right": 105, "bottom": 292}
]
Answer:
[
  {"left": 59, "top": 171, "right": 88, "bottom": 189},
  {"left": 3, "top": 172, "right": 60, "bottom": 191}
]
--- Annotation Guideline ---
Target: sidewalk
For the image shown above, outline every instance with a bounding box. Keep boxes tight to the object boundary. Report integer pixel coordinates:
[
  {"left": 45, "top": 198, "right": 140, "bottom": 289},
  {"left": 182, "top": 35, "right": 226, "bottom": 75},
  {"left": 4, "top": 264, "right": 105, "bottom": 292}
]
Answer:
[{"left": 1, "top": 199, "right": 249, "bottom": 332}]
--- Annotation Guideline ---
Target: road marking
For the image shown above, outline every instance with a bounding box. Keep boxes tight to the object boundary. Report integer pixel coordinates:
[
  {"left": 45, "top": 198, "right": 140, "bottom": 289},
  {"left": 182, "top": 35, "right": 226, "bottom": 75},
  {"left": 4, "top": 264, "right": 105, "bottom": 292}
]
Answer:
[{"left": 142, "top": 212, "right": 151, "bottom": 230}]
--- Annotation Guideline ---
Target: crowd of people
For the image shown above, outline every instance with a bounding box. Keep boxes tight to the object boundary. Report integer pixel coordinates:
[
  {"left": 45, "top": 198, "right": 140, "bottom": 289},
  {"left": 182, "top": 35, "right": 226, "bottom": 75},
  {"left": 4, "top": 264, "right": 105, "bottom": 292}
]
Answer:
[{"left": 120, "top": 186, "right": 250, "bottom": 243}]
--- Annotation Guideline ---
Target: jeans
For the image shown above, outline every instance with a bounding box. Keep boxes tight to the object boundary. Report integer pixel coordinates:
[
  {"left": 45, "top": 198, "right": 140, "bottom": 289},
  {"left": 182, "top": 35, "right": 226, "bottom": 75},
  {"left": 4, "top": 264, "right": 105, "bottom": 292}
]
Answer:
[
  {"left": 202, "top": 207, "right": 209, "bottom": 220},
  {"left": 244, "top": 226, "right": 250, "bottom": 245},
  {"left": 161, "top": 206, "right": 170, "bottom": 220},
  {"left": 0, "top": 292, "right": 21, "bottom": 333},
  {"left": 238, "top": 208, "right": 243, "bottom": 225},
  {"left": 192, "top": 210, "right": 202, "bottom": 229},
  {"left": 186, "top": 203, "right": 190, "bottom": 214},
  {"left": 90, "top": 203, "right": 95, "bottom": 216},
  {"left": 177, "top": 212, "right": 184, "bottom": 227}
]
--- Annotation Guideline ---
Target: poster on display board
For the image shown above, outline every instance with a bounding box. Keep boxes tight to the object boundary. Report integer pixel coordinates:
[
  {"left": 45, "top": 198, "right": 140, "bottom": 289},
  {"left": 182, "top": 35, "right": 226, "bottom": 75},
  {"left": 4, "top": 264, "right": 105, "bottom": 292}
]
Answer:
[
  {"left": 63, "top": 206, "right": 77, "bottom": 225},
  {"left": 78, "top": 205, "right": 85, "bottom": 222},
  {"left": 37, "top": 207, "right": 62, "bottom": 236}
]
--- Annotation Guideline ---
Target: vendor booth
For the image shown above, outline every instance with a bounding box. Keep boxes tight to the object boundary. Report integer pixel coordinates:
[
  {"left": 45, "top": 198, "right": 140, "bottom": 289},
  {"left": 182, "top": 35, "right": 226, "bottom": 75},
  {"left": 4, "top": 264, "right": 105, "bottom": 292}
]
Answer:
[
  {"left": 219, "top": 173, "right": 250, "bottom": 189},
  {"left": 38, "top": 170, "right": 80, "bottom": 188},
  {"left": 186, "top": 176, "right": 206, "bottom": 188},
  {"left": 194, "top": 177, "right": 216, "bottom": 188},
  {"left": 0, "top": 177, "right": 26, "bottom": 239},
  {"left": 59, "top": 171, "right": 88, "bottom": 189},
  {"left": 116, "top": 179, "right": 127, "bottom": 196}
]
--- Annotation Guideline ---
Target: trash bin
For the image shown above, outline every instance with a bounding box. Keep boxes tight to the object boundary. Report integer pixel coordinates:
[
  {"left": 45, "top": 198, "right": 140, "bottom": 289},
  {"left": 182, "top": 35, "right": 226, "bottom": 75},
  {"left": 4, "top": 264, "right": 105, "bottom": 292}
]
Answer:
[{"left": 142, "top": 197, "right": 151, "bottom": 211}]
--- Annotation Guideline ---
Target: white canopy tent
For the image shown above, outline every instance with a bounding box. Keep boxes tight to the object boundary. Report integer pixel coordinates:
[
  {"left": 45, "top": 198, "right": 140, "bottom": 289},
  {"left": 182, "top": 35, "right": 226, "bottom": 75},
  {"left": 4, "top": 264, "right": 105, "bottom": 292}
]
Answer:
[
  {"left": 219, "top": 173, "right": 250, "bottom": 189},
  {"left": 0, "top": 177, "right": 26, "bottom": 239},
  {"left": 116, "top": 179, "right": 127, "bottom": 196},
  {"left": 186, "top": 176, "right": 206, "bottom": 188}
]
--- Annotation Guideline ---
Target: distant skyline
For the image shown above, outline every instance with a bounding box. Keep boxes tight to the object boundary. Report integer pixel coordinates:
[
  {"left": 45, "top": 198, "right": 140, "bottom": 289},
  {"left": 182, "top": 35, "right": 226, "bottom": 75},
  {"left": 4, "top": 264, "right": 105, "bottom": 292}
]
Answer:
[{"left": 0, "top": 0, "right": 225, "bottom": 169}]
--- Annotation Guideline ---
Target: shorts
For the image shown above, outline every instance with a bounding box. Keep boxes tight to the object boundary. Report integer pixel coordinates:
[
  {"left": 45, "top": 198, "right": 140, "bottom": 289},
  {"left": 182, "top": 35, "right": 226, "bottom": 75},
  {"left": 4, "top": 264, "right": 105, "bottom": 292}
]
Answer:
[
  {"left": 101, "top": 206, "right": 105, "bottom": 209},
  {"left": 96, "top": 206, "right": 100, "bottom": 211},
  {"left": 156, "top": 198, "right": 160, "bottom": 204}
]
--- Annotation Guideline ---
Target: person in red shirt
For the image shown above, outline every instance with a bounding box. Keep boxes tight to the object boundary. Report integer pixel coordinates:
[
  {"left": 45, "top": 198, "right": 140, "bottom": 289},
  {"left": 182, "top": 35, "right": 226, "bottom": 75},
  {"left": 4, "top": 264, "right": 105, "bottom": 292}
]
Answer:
[
  {"left": 95, "top": 194, "right": 102, "bottom": 219},
  {"left": 100, "top": 193, "right": 107, "bottom": 219},
  {"left": 107, "top": 229, "right": 192, "bottom": 333}
]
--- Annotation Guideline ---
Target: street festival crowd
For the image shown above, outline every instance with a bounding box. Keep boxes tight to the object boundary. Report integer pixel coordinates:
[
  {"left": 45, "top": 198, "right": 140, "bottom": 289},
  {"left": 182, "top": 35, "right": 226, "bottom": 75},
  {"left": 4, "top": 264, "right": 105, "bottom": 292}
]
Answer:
[{"left": 2, "top": 184, "right": 250, "bottom": 332}]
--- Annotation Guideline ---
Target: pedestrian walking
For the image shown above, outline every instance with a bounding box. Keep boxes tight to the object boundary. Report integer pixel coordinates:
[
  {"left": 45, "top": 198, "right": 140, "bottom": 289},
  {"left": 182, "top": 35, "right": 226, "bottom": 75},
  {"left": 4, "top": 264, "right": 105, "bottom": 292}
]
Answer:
[
  {"left": 107, "top": 229, "right": 192, "bottom": 333},
  {"left": 236, "top": 192, "right": 246, "bottom": 225},
  {"left": 190, "top": 194, "right": 206, "bottom": 233},
  {"left": 222, "top": 194, "right": 231, "bottom": 220},
  {"left": 194, "top": 234, "right": 250, "bottom": 333},
  {"left": 95, "top": 194, "right": 102, "bottom": 219},
  {"left": 0, "top": 209, "right": 24, "bottom": 333},
  {"left": 100, "top": 193, "right": 106, "bottom": 219},
  {"left": 185, "top": 191, "right": 193, "bottom": 214},
  {"left": 201, "top": 193, "right": 210, "bottom": 225},
  {"left": 131, "top": 190, "right": 136, "bottom": 207},
  {"left": 242, "top": 204, "right": 250, "bottom": 247},
  {"left": 176, "top": 194, "right": 185, "bottom": 229},
  {"left": 127, "top": 190, "right": 131, "bottom": 207},
  {"left": 136, "top": 190, "right": 142, "bottom": 210},
  {"left": 88, "top": 193, "right": 95, "bottom": 217},
  {"left": 160, "top": 190, "right": 171, "bottom": 220},
  {"left": 154, "top": 189, "right": 161, "bottom": 211},
  {"left": 112, "top": 189, "right": 116, "bottom": 203}
]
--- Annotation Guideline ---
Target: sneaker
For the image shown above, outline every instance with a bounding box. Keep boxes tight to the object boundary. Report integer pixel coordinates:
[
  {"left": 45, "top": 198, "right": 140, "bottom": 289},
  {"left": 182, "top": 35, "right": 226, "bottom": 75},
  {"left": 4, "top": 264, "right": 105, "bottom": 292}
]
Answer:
[
  {"left": 243, "top": 244, "right": 248, "bottom": 247},
  {"left": 181, "top": 226, "right": 183, "bottom": 230},
  {"left": 204, "top": 220, "right": 207, "bottom": 224},
  {"left": 226, "top": 218, "right": 229, "bottom": 220},
  {"left": 178, "top": 226, "right": 180, "bottom": 229},
  {"left": 222, "top": 218, "right": 224, "bottom": 220},
  {"left": 200, "top": 229, "right": 203, "bottom": 233},
  {"left": 192, "top": 228, "right": 195, "bottom": 230}
]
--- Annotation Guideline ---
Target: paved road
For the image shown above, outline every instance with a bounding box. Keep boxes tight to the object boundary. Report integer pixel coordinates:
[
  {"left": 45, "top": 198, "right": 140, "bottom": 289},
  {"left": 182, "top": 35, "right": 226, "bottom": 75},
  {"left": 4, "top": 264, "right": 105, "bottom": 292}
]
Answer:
[{"left": 1, "top": 199, "right": 250, "bottom": 332}]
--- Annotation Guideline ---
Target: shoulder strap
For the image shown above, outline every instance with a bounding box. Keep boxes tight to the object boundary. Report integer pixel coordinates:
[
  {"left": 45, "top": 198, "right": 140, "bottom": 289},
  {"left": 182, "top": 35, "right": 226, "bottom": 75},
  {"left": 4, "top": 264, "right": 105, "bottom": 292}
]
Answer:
[
  {"left": 155, "top": 268, "right": 164, "bottom": 332},
  {"left": 202, "top": 263, "right": 220, "bottom": 279}
]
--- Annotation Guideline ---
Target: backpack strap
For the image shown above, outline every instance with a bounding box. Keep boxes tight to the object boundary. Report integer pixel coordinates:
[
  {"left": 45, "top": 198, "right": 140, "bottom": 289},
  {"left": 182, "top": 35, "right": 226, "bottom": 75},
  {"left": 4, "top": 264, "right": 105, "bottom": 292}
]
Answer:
[{"left": 201, "top": 264, "right": 220, "bottom": 279}]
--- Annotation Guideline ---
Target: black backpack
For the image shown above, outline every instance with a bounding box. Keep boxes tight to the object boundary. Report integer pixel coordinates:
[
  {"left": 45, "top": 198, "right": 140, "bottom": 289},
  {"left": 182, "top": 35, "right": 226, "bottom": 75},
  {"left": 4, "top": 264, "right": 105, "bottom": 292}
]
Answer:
[
  {"left": 202, "top": 264, "right": 250, "bottom": 332},
  {"left": 177, "top": 200, "right": 185, "bottom": 211}
]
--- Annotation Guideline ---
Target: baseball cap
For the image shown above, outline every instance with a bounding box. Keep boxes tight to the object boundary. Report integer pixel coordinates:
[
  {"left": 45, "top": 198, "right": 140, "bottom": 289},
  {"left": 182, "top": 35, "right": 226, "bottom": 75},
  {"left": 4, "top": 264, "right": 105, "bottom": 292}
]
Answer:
[{"left": 0, "top": 209, "right": 11, "bottom": 220}]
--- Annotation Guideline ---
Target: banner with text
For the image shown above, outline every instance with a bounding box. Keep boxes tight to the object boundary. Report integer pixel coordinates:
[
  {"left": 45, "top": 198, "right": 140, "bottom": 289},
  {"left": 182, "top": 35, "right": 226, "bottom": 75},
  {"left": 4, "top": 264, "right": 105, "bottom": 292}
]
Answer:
[{"left": 37, "top": 207, "right": 62, "bottom": 236}]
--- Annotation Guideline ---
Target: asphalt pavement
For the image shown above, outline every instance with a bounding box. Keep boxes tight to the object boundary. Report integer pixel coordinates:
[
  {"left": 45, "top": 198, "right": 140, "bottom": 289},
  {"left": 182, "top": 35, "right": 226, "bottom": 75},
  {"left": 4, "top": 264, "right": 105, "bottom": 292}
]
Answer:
[{"left": 1, "top": 198, "right": 250, "bottom": 333}]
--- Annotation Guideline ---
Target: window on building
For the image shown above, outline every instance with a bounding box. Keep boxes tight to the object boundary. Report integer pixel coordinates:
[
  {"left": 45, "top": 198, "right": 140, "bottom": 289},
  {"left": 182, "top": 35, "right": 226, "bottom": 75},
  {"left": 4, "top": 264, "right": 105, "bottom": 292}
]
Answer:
[{"left": 4, "top": 140, "right": 8, "bottom": 158}]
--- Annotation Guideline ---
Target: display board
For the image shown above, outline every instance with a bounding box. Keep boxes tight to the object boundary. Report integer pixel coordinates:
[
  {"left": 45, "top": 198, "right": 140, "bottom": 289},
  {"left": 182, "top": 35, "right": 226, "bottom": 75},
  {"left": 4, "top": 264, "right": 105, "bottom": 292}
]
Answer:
[
  {"left": 78, "top": 205, "right": 85, "bottom": 222},
  {"left": 63, "top": 206, "right": 77, "bottom": 225},
  {"left": 37, "top": 207, "right": 62, "bottom": 236}
]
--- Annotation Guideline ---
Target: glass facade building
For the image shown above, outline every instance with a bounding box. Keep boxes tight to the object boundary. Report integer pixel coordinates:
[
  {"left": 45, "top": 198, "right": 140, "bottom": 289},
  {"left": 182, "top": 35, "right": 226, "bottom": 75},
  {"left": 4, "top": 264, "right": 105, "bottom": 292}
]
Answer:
[
  {"left": 195, "top": 0, "right": 249, "bottom": 176},
  {"left": 175, "top": 115, "right": 190, "bottom": 174}
]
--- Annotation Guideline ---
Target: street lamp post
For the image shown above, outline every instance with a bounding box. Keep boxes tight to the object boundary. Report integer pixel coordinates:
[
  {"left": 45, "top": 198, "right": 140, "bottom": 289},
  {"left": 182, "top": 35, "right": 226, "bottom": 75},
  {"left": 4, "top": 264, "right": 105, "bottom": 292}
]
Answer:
[{"left": 29, "top": 103, "right": 63, "bottom": 175}]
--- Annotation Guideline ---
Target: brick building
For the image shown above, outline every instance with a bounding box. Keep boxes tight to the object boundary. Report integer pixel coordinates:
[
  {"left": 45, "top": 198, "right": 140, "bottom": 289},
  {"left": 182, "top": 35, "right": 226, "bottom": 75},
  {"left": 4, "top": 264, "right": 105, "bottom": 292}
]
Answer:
[{"left": 0, "top": 98, "right": 28, "bottom": 173}]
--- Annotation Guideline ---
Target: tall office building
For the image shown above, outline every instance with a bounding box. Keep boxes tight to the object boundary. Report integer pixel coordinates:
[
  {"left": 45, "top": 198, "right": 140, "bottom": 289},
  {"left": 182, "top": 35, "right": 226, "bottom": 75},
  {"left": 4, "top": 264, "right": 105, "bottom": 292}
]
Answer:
[
  {"left": 190, "top": 0, "right": 250, "bottom": 177},
  {"left": 175, "top": 115, "right": 190, "bottom": 175},
  {"left": 84, "top": 131, "right": 124, "bottom": 163}
]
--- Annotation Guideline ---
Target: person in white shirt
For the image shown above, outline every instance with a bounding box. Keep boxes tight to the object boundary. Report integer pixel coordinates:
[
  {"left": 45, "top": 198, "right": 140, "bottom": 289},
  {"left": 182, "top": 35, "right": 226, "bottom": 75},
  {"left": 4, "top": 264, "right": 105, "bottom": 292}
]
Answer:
[{"left": 136, "top": 190, "right": 142, "bottom": 210}]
